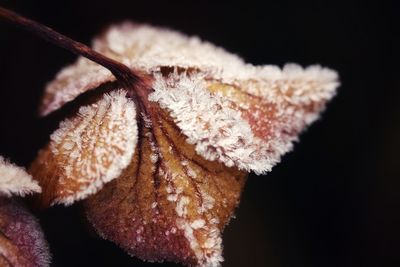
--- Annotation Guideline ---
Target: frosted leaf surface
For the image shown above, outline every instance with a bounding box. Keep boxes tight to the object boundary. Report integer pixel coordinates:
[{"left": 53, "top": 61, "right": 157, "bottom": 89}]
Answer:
[
  {"left": 39, "top": 22, "right": 338, "bottom": 174},
  {"left": 149, "top": 73, "right": 274, "bottom": 174},
  {"left": 0, "top": 156, "right": 41, "bottom": 197},
  {"left": 30, "top": 90, "right": 138, "bottom": 206},
  {"left": 0, "top": 198, "right": 50, "bottom": 267},
  {"left": 0, "top": 159, "right": 49, "bottom": 265},
  {"left": 40, "top": 23, "right": 339, "bottom": 116},
  {"left": 41, "top": 57, "right": 114, "bottom": 116},
  {"left": 85, "top": 106, "right": 247, "bottom": 267},
  {"left": 149, "top": 66, "right": 338, "bottom": 174}
]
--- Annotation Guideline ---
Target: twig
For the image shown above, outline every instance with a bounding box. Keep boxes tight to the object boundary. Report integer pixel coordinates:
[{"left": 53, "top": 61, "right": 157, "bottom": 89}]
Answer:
[{"left": 0, "top": 6, "right": 143, "bottom": 92}]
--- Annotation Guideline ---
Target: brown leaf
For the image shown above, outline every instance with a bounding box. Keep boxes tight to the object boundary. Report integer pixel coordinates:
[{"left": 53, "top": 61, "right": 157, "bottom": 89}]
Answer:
[
  {"left": 205, "top": 64, "right": 338, "bottom": 171},
  {"left": 0, "top": 156, "right": 41, "bottom": 197},
  {"left": 0, "top": 157, "right": 49, "bottom": 266},
  {"left": 149, "top": 67, "right": 337, "bottom": 175},
  {"left": 29, "top": 23, "right": 339, "bottom": 267},
  {"left": 85, "top": 105, "right": 247, "bottom": 266},
  {"left": 0, "top": 198, "right": 50, "bottom": 267},
  {"left": 30, "top": 90, "right": 138, "bottom": 206}
]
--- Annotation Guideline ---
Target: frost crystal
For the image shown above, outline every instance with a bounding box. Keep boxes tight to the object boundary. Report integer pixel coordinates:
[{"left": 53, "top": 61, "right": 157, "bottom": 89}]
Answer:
[{"left": 0, "top": 156, "right": 41, "bottom": 197}]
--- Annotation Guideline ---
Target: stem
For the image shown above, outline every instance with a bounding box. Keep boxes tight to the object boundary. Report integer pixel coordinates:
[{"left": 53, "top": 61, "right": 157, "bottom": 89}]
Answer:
[{"left": 0, "top": 6, "right": 143, "bottom": 91}]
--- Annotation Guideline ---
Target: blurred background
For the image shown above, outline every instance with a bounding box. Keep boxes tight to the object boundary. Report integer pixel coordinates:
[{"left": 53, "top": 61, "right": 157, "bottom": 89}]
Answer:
[{"left": 0, "top": 1, "right": 398, "bottom": 266}]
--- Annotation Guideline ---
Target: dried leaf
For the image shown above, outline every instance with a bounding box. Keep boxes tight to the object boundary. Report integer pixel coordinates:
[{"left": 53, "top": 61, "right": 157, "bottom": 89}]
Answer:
[
  {"left": 0, "top": 198, "right": 50, "bottom": 267},
  {"left": 0, "top": 156, "right": 41, "bottom": 197},
  {"left": 39, "top": 23, "right": 338, "bottom": 118},
  {"left": 30, "top": 23, "right": 339, "bottom": 266},
  {"left": 149, "top": 65, "right": 337, "bottom": 174},
  {"left": 40, "top": 58, "right": 114, "bottom": 117},
  {"left": 85, "top": 105, "right": 247, "bottom": 266},
  {"left": 0, "top": 158, "right": 49, "bottom": 266},
  {"left": 30, "top": 90, "right": 138, "bottom": 206}
]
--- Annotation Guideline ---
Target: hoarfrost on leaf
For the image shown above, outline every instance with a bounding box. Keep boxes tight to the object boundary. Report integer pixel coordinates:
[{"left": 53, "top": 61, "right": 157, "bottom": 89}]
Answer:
[
  {"left": 31, "top": 21, "right": 339, "bottom": 267},
  {"left": 84, "top": 109, "right": 247, "bottom": 267},
  {"left": 40, "top": 23, "right": 339, "bottom": 117},
  {"left": 0, "top": 156, "right": 41, "bottom": 197},
  {"left": 0, "top": 158, "right": 50, "bottom": 266},
  {"left": 30, "top": 90, "right": 138, "bottom": 206},
  {"left": 0, "top": 198, "right": 51, "bottom": 267}
]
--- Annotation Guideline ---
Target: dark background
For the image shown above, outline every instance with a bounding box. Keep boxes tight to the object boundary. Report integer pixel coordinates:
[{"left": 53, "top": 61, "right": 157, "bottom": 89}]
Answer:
[{"left": 0, "top": 1, "right": 399, "bottom": 266}]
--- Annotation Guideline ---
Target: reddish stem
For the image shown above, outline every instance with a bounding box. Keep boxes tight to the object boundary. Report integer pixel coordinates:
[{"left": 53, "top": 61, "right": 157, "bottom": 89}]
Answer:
[{"left": 0, "top": 6, "right": 146, "bottom": 95}]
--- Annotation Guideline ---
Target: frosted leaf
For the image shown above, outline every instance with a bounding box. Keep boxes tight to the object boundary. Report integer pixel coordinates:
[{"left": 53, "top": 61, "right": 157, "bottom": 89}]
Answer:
[
  {"left": 30, "top": 90, "right": 138, "bottom": 206},
  {"left": 38, "top": 22, "right": 338, "bottom": 174},
  {"left": 0, "top": 197, "right": 50, "bottom": 267},
  {"left": 41, "top": 57, "right": 114, "bottom": 116},
  {"left": 149, "top": 67, "right": 338, "bottom": 174},
  {"left": 40, "top": 23, "right": 339, "bottom": 116},
  {"left": 85, "top": 107, "right": 247, "bottom": 267},
  {"left": 34, "top": 22, "right": 339, "bottom": 267},
  {"left": 149, "top": 73, "right": 273, "bottom": 174},
  {"left": 0, "top": 156, "right": 41, "bottom": 197}
]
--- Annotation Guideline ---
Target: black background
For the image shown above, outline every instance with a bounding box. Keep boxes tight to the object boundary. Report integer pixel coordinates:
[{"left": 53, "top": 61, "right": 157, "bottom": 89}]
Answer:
[{"left": 0, "top": 1, "right": 399, "bottom": 266}]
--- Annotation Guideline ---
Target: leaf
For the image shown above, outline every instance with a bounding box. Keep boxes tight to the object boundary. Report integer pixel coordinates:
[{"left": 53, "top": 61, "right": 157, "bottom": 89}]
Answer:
[
  {"left": 0, "top": 197, "right": 50, "bottom": 267},
  {"left": 149, "top": 66, "right": 338, "bottom": 175},
  {"left": 30, "top": 90, "right": 138, "bottom": 206},
  {"left": 40, "top": 58, "right": 114, "bottom": 117},
  {"left": 85, "top": 104, "right": 247, "bottom": 266},
  {"left": 0, "top": 156, "right": 41, "bottom": 197},
  {"left": 30, "top": 23, "right": 339, "bottom": 266},
  {"left": 0, "top": 158, "right": 49, "bottom": 267},
  {"left": 84, "top": 68, "right": 337, "bottom": 266}
]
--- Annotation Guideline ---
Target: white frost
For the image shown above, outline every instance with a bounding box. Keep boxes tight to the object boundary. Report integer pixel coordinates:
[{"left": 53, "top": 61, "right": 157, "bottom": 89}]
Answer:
[
  {"left": 41, "top": 23, "right": 339, "bottom": 117},
  {"left": 150, "top": 73, "right": 276, "bottom": 174},
  {"left": 148, "top": 63, "right": 338, "bottom": 174},
  {"left": 50, "top": 90, "right": 138, "bottom": 205},
  {"left": 0, "top": 156, "right": 41, "bottom": 197},
  {"left": 41, "top": 23, "right": 338, "bottom": 174},
  {"left": 41, "top": 58, "right": 114, "bottom": 116}
]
